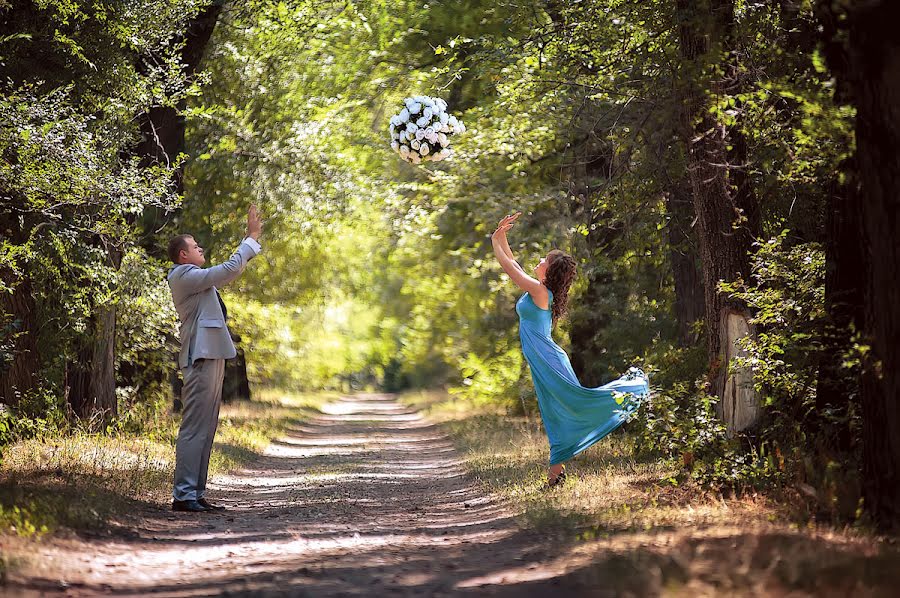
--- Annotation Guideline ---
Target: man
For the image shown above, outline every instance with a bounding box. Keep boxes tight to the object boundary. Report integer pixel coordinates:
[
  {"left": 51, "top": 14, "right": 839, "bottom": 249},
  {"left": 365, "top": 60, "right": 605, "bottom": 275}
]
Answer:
[{"left": 166, "top": 205, "right": 263, "bottom": 512}]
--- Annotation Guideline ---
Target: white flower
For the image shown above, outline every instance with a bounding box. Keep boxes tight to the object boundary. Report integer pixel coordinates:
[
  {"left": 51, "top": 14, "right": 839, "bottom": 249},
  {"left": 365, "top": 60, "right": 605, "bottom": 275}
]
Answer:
[
  {"left": 426, "top": 133, "right": 438, "bottom": 145},
  {"left": 440, "top": 123, "right": 451, "bottom": 133},
  {"left": 409, "top": 102, "right": 422, "bottom": 114},
  {"left": 438, "top": 132, "right": 448, "bottom": 146},
  {"left": 414, "top": 116, "right": 427, "bottom": 128},
  {"left": 457, "top": 122, "right": 466, "bottom": 133},
  {"left": 420, "top": 142, "right": 430, "bottom": 156},
  {"left": 391, "top": 131, "right": 400, "bottom": 140},
  {"left": 406, "top": 122, "right": 417, "bottom": 133},
  {"left": 411, "top": 139, "right": 421, "bottom": 150},
  {"left": 399, "top": 108, "right": 410, "bottom": 123},
  {"left": 423, "top": 107, "right": 433, "bottom": 120},
  {"left": 435, "top": 98, "right": 447, "bottom": 111},
  {"left": 399, "top": 145, "right": 410, "bottom": 158},
  {"left": 390, "top": 140, "right": 399, "bottom": 151},
  {"left": 424, "top": 126, "right": 435, "bottom": 137},
  {"left": 410, "top": 152, "right": 421, "bottom": 164},
  {"left": 448, "top": 115, "right": 458, "bottom": 127},
  {"left": 390, "top": 116, "right": 399, "bottom": 127},
  {"left": 439, "top": 112, "right": 449, "bottom": 125},
  {"left": 404, "top": 97, "right": 416, "bottom": 108},
  {"left": 415, "top": 128, "right": 426, "bottom": 140}
]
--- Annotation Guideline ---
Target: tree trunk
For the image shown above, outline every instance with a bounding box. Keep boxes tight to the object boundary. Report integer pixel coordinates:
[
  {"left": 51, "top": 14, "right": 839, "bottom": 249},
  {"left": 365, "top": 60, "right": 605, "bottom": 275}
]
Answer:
[
  {"left": 0, "top": 274, "right": 39, "bottom": 405},
  {"left": 676, "top": 0, "right": 761, "bottom": 433},
  {"left": 0, "top": 207, "right": 39, "bottom": 405},
  {"left": 665, "top": 181, "right": 705, "bottom": 347},
  {"left": 817, "top": 0, "right": 900, "bottom": 532},
  {"left": 67, "top": 304, "right": 118, "bottom": 421},
  {"left": 816, "top": 158, "right": 863, "bottom": 450},
  {"left": 67, "top": 246, "right": 122, "bottom": 422},
  {"left": 136, "top": 0, "right": 225, "bottom": 179},
  {"left": 136, "top": 0, "right": 225, "bottom": 255}
]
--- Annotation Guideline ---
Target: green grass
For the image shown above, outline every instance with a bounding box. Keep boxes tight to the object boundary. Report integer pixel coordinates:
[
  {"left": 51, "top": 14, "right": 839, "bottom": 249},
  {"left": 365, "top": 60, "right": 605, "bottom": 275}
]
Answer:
[
  {"left": 400, "top": 389, "right": 783, "bottom": 538},
  {"left": 0, "top": 389, "right": 334, "bottom": 538}
]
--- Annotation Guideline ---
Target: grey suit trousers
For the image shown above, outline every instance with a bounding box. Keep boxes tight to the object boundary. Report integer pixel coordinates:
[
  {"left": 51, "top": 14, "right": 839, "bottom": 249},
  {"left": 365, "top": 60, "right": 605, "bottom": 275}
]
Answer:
[{"left": 173, "top": 358, "right": 225, "bottom": 501}]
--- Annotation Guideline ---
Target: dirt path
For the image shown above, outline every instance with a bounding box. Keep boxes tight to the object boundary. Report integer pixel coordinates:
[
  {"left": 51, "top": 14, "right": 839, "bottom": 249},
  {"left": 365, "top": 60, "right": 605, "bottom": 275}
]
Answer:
[
  {"left": 4, "top": 394, "right": 580, "bottom": 596},
  {"left": 6, "top": 393, "right": 900, "bottom": 597}
]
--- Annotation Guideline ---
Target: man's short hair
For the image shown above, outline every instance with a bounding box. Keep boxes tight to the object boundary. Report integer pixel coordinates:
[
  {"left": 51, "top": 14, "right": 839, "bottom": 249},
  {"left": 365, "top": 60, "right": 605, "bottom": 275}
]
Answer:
[{"left": 167, "top": 234, "right": 193, "bottom": 264}]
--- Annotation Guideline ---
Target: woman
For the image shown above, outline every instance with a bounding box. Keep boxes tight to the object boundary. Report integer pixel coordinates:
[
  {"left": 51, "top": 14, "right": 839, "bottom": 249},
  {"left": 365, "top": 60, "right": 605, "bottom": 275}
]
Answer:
[{"left": 491, "top": 212, "right": 649, "bottom": 487}]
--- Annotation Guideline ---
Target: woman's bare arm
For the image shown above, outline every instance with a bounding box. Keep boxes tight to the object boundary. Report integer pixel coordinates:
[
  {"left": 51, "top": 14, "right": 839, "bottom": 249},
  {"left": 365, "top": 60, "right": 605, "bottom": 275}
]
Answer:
[{"left": 490, "top": 215, "right": 547, "bottom": 302}]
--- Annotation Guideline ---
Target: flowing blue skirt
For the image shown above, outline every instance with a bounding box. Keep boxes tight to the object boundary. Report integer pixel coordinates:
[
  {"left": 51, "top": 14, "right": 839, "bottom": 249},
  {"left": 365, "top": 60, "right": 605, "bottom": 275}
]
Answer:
[{"left": 517, "top": 292, "right": 649, "bottom": 465}]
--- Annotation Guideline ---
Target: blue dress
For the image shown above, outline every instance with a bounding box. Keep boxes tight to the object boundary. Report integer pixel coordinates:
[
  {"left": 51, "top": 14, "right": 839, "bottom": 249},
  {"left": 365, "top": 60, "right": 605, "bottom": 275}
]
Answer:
[{"left": 516, "top": 290, "right": 649, "bottom": 465}]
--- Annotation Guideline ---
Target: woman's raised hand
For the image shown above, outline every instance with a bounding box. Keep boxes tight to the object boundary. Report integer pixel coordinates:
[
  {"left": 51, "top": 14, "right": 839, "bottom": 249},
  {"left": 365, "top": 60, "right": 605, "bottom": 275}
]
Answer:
[{"left": 493, "top": 211, "right": 521, "bottom": 237}]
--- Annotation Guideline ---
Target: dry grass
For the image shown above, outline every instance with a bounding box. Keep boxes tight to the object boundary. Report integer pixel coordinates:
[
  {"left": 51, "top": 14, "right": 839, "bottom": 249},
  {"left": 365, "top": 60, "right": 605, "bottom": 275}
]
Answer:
[
  {"left": 401, "top": 390, "right": 799, "bottom": 537},
  {"left": 0, "top": 389, "right": 334, "bottom": 538}
]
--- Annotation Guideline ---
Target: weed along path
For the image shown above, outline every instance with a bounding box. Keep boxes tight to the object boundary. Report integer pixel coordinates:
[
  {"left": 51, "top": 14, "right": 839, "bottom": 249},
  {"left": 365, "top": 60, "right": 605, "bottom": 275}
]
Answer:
[{"left": 6, "top": 393, "right": 900, "bottom": 596}]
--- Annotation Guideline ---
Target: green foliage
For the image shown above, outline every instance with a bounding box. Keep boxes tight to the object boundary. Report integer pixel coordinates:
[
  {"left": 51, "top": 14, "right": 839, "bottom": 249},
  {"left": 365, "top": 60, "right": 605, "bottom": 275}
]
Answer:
[
  {"left": 0, "top": 0, "right": 864, "bottom": 522},
  {"left": 451, "top": 343, "right": 526, "bottom": 409},
  {"left": 721, "top": 233, "right": 828, "bottom": 427}
]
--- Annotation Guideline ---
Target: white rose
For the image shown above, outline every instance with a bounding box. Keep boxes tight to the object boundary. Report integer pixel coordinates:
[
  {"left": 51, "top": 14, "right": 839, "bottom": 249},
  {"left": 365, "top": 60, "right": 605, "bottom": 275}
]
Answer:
[
  {"left": 415, "top": 128, "right": 426, "bottom": 140},
  {"left": 410, "top": 152, "right": 421, "bottom": 164},
  {"left": 390, "top": 116, "right": 399, "bottom": 127},
  {"left": 414, "top": 116, "right": 427, "bottom": 128},
  {"left": 411, "top": 139, "right": 421, "bottom": 150},
  {"left": 409, "top": 102, "right": 422, "bottom": 115},
  {"left": 439, "top": 112, "right": 449, "bottom": 125},
  {"left": 390, "top": 140, "right": 399, "bottom": 151},
  {"left": 404, "top": 97, "right": 415, "bottom": 108},
  {"left": 420, "top": 142, "right": 430, "bottom": 156},
  {"left": 457, "top": 122, "right": 466, "bottom": 133},
  {"left": 438, "top": 132, "right": 448, "bottom": 146},
  {"left": 423, "top": 107, "right": 433, "bottom": 120},
  {"left": 426, "top": 133, "right": 438, "bottom": 145},
  {"left": 406, "top": 122, "right": 417, "bottom": 133},
  {"left": 399, "top": 145, "right": 410, "bottom": 158},
  {"left": 440, "top": 123, "right": 451, "bottom": 133},
  {"left": 424, "top": 126, "right": 435, "bottom": 137},
  {"left": 399, "top": 108, "right": 410, "bottom": 123},
  {"left": 391, "top": 131, "right": 400, "bottom": 140}
]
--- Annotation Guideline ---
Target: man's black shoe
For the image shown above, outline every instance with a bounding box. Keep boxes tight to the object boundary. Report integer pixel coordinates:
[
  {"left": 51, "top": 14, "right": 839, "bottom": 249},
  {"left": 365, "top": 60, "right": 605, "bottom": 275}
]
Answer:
[
  {"left": 172, "top": 499, "right": 211, "bottom": 512},
  {"left": 198, "top": 498, "right": 226, "bottom": 511}
]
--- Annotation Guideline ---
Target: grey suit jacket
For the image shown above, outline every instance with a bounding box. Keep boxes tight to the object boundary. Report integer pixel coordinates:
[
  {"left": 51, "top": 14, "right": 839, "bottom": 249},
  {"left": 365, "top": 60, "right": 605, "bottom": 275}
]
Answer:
[{"left": 168, "top": 238, "right": 261, "bottom": 368}]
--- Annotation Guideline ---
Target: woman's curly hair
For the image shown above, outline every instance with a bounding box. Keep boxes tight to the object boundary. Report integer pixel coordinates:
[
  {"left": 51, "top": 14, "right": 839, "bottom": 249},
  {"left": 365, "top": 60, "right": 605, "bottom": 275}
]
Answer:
[{"left": 543, "top": 249, "right": 577, "bottom": 324}]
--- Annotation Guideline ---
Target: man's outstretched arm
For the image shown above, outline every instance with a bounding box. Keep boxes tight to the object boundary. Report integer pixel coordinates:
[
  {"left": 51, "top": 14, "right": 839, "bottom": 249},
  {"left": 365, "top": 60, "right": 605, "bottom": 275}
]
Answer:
[{"left": 172, "top": 205, "right": 264, "bottom": 295}]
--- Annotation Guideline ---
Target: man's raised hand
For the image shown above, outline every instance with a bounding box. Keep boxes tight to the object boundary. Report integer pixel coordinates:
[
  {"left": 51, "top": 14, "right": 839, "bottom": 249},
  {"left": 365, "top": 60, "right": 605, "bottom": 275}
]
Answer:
[{"left": 247, "top": 204, "right": 263, "bottom": 240}]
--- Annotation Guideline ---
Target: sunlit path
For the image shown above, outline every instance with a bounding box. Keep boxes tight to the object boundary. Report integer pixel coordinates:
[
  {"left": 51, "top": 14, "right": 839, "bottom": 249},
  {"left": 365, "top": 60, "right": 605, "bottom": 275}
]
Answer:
[{"left": 9, "top": 394, "right": 574, "bottom": 596}]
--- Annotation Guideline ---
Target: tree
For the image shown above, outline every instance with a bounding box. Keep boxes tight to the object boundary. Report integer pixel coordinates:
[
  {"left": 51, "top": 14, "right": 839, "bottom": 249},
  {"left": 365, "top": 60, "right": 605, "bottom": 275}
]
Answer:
[
  {"left": 818, "top": 0, "right": 900, "bottom": 532},
  {"left": 675, "top": 0, "right": 761, "bottom": 433},
  {"left": 0, "top": 1, "right": 202, "bottom": 421}
]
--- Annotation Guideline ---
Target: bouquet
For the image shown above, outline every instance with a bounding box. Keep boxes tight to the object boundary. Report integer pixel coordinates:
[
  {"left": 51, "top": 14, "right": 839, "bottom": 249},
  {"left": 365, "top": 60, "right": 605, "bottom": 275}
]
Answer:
[{"left": 388, "top": 95, "right": 465, "bottom": 164}]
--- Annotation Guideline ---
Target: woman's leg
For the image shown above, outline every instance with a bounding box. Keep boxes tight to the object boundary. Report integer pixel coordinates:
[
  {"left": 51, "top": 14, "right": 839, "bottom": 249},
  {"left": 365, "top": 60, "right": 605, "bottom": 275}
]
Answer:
[{"left": 549, "top": 463, "right": 564, "bottom": 478}]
